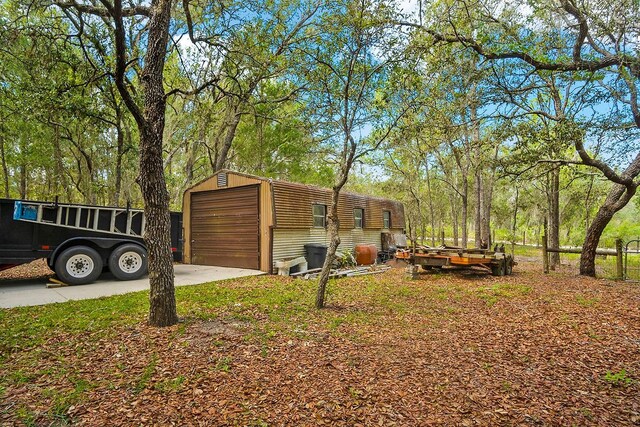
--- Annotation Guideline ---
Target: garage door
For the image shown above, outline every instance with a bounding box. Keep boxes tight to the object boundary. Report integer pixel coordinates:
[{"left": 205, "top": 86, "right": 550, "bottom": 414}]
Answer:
[{"left": 190, "top": 185, "right": 260, "bottom": 269}]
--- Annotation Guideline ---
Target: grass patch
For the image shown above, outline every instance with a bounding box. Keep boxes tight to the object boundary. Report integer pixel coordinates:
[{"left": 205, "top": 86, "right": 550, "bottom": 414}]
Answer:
[
  {"left": 134, "top": 353, "right": 158, "bottom": 394},
  {"left": 476, "top": 283, "right": 532, "bottom": 307},
  {"left": 0, "top": 276, "right": 316, "bottom": 361},
  {"left": 154, "top": 375, "right": 186, "bottom": 393},
  {"left": 575, "top": 294, "right": 599, "bottom": 307},
  {"left": 47, "top": 376, "right": 95, "bottom": 420},
  {"left": 0, "top": 292, "right": 148, "bottom": 360},
  {"left": 216, "top": 356, "right": 233, "bottom": 372}
]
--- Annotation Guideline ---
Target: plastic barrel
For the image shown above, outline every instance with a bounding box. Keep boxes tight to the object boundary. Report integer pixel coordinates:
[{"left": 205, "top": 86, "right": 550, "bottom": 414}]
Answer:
[{"left": 304, "top": 243, "right": 328, "bottom": 269}]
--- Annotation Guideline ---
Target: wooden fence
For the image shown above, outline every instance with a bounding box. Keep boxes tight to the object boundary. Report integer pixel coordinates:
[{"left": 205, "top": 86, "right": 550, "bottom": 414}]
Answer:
[{"left": 541, "top": 234, "right": 624, "bottom": 279}]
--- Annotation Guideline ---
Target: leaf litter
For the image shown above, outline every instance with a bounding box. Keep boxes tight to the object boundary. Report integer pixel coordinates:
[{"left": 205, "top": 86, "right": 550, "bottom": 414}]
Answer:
[{"left": 1, "top": 262, "right": 639, "bottom": 426}]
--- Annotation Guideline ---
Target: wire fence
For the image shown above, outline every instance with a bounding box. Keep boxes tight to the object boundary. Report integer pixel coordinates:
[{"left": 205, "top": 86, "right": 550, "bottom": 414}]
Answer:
[{"left": 624, "top": 240, "right": 640, "bottom": 281}]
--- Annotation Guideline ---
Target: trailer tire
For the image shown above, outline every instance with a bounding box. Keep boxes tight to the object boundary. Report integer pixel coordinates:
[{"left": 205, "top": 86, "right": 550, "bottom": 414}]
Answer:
[
  {"left": 505, "top": 256, "right": 513, "bottom": 275},
  {"left": 491, "top": 259, "right": 506, "bottom": 276},
  {"left": 55, "top": 246, "right": 103, "bottom": 285},
  {"left": 108, "top": 244, "right": 148, "bottom": 281}
]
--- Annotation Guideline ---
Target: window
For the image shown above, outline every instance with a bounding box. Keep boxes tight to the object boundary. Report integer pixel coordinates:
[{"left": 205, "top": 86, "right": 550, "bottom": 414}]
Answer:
[
  {"left": 313, "top": 204, "right": 326, "bottom": 228},
  {"left": 383, "top": 211, "right": 391, "bottom": 229},
  {"left": 354, "top": 208, "right": 364, "bottom": 228}
]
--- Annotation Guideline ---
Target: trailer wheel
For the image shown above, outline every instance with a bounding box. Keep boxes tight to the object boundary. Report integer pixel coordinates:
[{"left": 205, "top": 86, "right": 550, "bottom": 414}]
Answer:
[
  {"left": 108, "top": 244, "right": 148, "bottom": 281},
  {"left": 55, "top": 246, "right": 103, "bottom": 285},
  {"left": 491, "top": 259, "right": 506, "bottom": 276},
  {"left": 505, "top": 256, "right": 513, "bottom": 275}
]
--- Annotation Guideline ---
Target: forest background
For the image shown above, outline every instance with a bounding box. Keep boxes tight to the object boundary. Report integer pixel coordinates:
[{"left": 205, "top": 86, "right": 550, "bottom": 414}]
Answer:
[{"left": 1, "top": 0, "right": 639, "bottom": 266}]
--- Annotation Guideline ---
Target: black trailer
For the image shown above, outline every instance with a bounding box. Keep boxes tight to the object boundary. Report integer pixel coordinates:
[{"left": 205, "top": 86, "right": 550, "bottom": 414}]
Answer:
[{"left": 0, "top": 198, "right": 182, "bottom": 285}]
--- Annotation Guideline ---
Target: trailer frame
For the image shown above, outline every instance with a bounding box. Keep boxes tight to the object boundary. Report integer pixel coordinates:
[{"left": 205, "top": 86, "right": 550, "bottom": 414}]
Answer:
[{"left": 396, "top": 246, "right": 515, "bottom": 277}]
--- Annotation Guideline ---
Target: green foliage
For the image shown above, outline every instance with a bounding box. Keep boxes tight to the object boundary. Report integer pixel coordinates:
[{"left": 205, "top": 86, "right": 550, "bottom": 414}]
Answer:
[
  {"left": 134, "top": 354, "right": 158, "bottom": 393},
  {"left": 575, "top": 294, "right": 599, "bottom": 308},
  {"left": 154, "top": 375, "right": 186, "bottom": 393},
  {"left": 215, "top": 356, "right": 233, "bottom": 372},
  {"left": 2, "top": 0, "right": 640, "bottom": 271},
  {"left": 604, "top": 370, "right": 633, "bottom": 387},
  {"left": 476, "top": 284, "right": 532, "bottom": 307}
]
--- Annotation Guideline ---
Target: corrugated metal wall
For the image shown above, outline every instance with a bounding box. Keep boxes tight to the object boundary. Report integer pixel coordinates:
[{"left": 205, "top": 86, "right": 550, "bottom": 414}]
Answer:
[
  {"left": 183, "top": 170, "right": 405, "bottom": 274},
  {"left": 272, "top": 228, "right": 403, "bottom": 270},
  {"left": 272, "top": 181, "right": 404, "bottom": 230}
]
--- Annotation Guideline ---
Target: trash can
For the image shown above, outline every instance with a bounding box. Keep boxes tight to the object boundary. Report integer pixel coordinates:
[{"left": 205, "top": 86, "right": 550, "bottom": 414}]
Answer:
[{"left": 304, "top": 243, "right": 328, "bottom": 269}]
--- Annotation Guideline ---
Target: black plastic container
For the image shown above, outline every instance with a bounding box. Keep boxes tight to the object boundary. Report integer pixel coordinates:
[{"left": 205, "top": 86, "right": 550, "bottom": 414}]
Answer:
[{"left": 304, "top": 243, "right": 328, "bottom": 269}]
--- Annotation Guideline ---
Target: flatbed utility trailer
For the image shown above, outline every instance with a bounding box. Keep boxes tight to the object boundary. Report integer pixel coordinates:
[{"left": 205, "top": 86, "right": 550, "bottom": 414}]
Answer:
[
  {"left": 396, "top": 245, "right": 515, "bottom": 277},
  {"left": 0, "top": 198, "right": 182, "bottom": 285}
]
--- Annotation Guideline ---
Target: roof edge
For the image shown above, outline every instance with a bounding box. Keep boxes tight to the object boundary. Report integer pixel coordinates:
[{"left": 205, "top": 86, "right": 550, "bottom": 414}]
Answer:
[{"left": 183, "top": 169, "right": 402, "bottom": 204}]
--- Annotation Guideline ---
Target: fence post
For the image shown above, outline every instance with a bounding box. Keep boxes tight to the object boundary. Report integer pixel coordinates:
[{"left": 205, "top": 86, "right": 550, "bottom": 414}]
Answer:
[
  {"left": 542, "top": 234, "right": 549, "bottom": 274},
  {"left": 616, "top": 238, "right": 624, "bottom": 280}
]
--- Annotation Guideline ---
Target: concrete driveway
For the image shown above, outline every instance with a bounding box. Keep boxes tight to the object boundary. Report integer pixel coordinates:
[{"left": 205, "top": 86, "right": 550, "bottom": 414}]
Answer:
[{"left": 0, "top": 264, "right": 264, "bottom": 309}]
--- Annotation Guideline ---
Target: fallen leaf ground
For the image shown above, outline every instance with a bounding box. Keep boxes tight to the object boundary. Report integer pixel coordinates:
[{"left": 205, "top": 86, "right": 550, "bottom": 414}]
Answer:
[{"left": 1, "top": 262, "right": 639, "bottom": 426}]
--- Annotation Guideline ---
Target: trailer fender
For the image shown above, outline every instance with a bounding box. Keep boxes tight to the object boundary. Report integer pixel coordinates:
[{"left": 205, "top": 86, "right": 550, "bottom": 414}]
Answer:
[{"left": 48, "top": 237, "right": 146, "bottom": 268}]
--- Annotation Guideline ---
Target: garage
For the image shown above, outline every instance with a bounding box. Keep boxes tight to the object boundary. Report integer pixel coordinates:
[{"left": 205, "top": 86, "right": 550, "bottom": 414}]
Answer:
[
  {"left": 190, "top": 185, "right": 260, "bottom": 269},
  {"left": 182, "top": 170, "right": 405, "bottom": 274}
]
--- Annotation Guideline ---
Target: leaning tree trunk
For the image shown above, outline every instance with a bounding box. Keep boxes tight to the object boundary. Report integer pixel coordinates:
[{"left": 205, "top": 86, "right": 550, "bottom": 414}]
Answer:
[
  {"left": 137, "top": 0, "right": 177, "bottom": 327},
  {"left": 580, "top": 150, "right": 640, "bottom": 276},
  {"left": 0, "top": 136, "right": 8, "bottom": 198},
  {"left": 214, "top": 103, "right": 242, "bottom": 172},
  {"left": 316, "top": 143, "right": 354, "bottom": 309},
  {"left": 580, "top": 183, "right": 636, "bottom": 276},
  {"left": 315, "top": 186, "right": 341, "bottom": 309}
]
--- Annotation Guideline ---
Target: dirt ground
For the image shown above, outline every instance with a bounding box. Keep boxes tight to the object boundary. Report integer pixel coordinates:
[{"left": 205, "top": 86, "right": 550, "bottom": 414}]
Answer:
[
  {"left": 1, "top": 262, "right": 639, "bottom": 426},
  {"left": 0, "top": 259, "right": 53, "bottom": 282}
]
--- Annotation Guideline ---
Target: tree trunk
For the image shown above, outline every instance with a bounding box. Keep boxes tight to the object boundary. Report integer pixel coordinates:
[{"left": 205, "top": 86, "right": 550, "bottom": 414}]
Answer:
[
  {"left": 481, "top": 175, "right": 493, "bottom": 248},
  {"left": 548, "top": 168, "right": 560, "bottom": 269},
  {"left": 580, "top": 183, "right": 636, "bottom": 276},
  {"left": 425, "top": 156, "right": 435, "bottom": 246},
  {"left": 113, "top": 118, "right": 124, "bottom": 206},
  {"left": 316, "top": 138, "right": 355, "bottom": 309},
  {"left": 511, "top": 187, "right": 519, "bottom": 246},
  {"left": 579, "top": 149, "right": 640, "bottom": 276},
  {"left": 474, "top": 171, "right": 482, "bottom": 248},
  {"left": 408, "top": 187, "right": 423, "bottom": 246},
  {"left": 461, "top": 180, "right": 468, "bottom": 249},
  {"left": 19, "top": 162, "right": 27, "bottom": 199},
  {"left": 214, "top": 103, "right": 242, "bottom": 171},
  {"left": 52, "top": 125, "right": 63, "bottom": 200},
  {"left": 315, "top": 186, "right": 341, "bottom": 309},
  {"left": 450, "top": 193, "right": 459, "bottom": 246},
  {"left": 0, "top": 132, "right": 9, "bottom": 197},
  {"left": 449, "top": 143, "right": 469, "bottom": 249},
  {"left": 137, "top": 0, "right": 177, "bottom": 327}
]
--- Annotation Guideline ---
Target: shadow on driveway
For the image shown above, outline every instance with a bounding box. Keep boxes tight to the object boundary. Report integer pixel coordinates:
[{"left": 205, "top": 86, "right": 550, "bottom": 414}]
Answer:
[{"left": 0, "top": 264, "right": 264, "bottom": 308}]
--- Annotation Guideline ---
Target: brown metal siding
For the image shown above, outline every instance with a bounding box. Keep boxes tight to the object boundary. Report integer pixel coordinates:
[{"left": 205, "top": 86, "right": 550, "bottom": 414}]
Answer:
[
  {"left": 190, "top": 185, "right": 260, "bottom": 269},
  {"left": 272, "top": 181, "right": 405, "bottom": 230}
]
